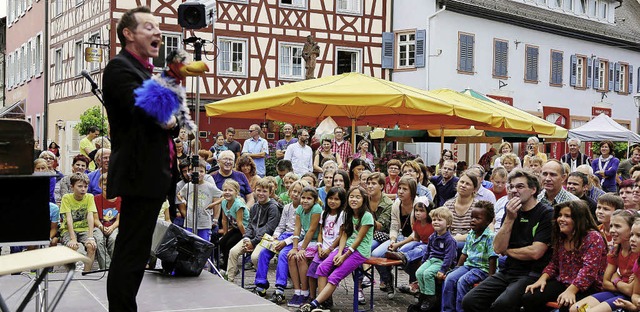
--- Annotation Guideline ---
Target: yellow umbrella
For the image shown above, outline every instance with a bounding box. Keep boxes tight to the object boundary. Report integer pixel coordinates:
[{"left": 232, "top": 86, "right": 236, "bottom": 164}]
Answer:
[
  {"left": 205, "top": 73, "right": 497, "bottom": 129},
  {"left": 432, "top": 89, "right": 560, "bottom": 135}
]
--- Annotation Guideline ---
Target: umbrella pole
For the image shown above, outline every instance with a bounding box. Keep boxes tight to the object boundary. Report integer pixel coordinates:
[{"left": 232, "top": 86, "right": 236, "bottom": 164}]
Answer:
[
  {"left": 352, "top": 119, "right": 356, "bottom": 154},
  {"left": 440, "top": 125, "right": 444, "bottom": 155}
]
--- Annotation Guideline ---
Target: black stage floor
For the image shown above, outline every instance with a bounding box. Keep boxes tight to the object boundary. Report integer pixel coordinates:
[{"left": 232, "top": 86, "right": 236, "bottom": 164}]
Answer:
[{"left": 0, "top": 271, "right": 288, "bottom": 311}]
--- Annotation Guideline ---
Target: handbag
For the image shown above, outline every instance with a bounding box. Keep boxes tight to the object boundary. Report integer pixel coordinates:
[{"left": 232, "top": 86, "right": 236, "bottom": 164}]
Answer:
[{"left": 373, "top": 230, "right": 390, "bottom": 242}]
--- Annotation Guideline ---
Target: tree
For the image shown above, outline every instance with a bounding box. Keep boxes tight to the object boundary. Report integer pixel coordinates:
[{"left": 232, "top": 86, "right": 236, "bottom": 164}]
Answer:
[
  {"left": 75, "top": 106, "right": 108, "bottom": 135},
  {"left": 591, "top": 141, "right": 628, "bottom": 159}
]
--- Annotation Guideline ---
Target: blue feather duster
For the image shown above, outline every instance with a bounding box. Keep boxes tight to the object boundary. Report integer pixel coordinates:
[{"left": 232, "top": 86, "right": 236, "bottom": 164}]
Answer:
[{"left": 134, "top": 77, "right": 181, "bottom": 124}]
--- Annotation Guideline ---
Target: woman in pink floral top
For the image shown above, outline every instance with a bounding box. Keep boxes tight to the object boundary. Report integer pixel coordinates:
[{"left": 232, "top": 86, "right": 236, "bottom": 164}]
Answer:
[{"left": 522, "top": 200, "right": 607, "bottom": 312}]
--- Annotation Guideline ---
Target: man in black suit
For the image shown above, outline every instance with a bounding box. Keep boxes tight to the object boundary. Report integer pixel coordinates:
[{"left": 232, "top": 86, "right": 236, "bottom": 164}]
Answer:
[{"left": 102, "top": 7, "right": 178, "bottom": 311}]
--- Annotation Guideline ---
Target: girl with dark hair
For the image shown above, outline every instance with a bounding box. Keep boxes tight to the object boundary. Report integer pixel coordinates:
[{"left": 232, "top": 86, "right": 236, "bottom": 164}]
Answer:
[
  {"left": 288, "top": 187, "right": 323, "bottom": 307},
  {"left": 349, "top": 158, "right": 368, "bottom": 188},
  {"left": 296, "top": 187, "right": 374, "bottom": 312},
  {"left": 332, "top": 170, "right": 351, "bottom": 191},
  {"left": 591, "top": 140, "right": 620, "bottom": 193},
  {"left": 435, "top": 149, "right": 453, "bottom": 175},
  {"left": 523, "top": 200, "right": 608, "bottom": 312},
  {"left": 307, "top": 187, "right": 346, "bottom": 309},
  {"left": 571, "top": 210, "right": 639, "bottom": 312}
]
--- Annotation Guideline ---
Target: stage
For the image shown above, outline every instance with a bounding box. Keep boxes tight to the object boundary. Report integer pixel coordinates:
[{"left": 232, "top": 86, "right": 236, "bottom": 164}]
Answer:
[{"left": 0, "top": 270, "right": 288, "bottom": 311}]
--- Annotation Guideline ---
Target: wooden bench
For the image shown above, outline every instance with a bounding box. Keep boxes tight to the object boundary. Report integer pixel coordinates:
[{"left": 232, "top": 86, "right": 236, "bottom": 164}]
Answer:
[
  {"left": 0, "top": 246, "right": 88, "bottom": 312},
  {"left": 352, "top": 257, "right": 404, "bottom": 312}
]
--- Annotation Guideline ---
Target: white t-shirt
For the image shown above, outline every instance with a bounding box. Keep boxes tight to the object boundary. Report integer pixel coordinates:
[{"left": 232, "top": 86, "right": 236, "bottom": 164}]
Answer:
[
  {"left": 178, "top": 181, "right": 222, "bottom": 230},
  {"left": 319, "top": 211, "right": 344, "bottom": 249}
]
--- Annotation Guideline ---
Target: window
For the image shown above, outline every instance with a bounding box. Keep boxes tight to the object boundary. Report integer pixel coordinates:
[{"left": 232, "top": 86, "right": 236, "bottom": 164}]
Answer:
[
  {"left": 7, "top": 54, "right": 13, "bottom": 88},
  {"left": 336, "top": 0, "right": 361, "bottom": 15},
  {"left": 457, "top": 33, "right": 474, "bottom": 74},
  {"left": 524, "top": 45, "right": 539, "bottom": 82},
  {"left": 54, "top": 0, "right": 63, "bottom": 16},
  {"left": 600, "top": 1, "right": 608, "bottom": 19},
  {"left": 588, "top": 0, "right": 597, "bottom": 16},
  {"left": 218, "top": 37, "right": 247, "bottom": 76},
  {"left": 552, "top": 0, "right": 562, "bottom": 7},
  {"left": 335, "top": 48, "right": 361, "bottom": 74},
  {"left": 152, "top": 34, "right": 181, "bottom": 69},
  {"left": 493, "top": 39, "right": 508, "bottom": 78},
  {"left": 397, "top": 32, "right": 415, "bottom": 68},
  {"left": 594, "top": 59, "right": 608, "bottom": 90},
  {"left": 615, "top": 63, "right": 631, "bottom": 94},
  {"left": 280, "top": 0, "right": 306, "bottom": 9},
  {"left": 279, "top": 43, "right": 304, "bottom": 80},
  {"left": 550, "top": 50, "right": 563, "bottom": 86},
  {"left": 74, "top": 41, "right": 83, "bottom": 75},
  {"left": 17, "top": 46, "right": 23, "bottom": 84},
  {"left": 55, "top": 49, "right": 62, "bottom": 81},
  {"left": 570, "top": 54, "right": 591, "bottom": 88},
  {"left": 35, "top": 34, "right": 42, "bottom": 75},
  {"left": 26, "top": 40, "right": 32, "bottom": 79},
  {"left": 577, "top": 0, "right": 587, "bottom": 13},
  {"left": 564, "top": 0, "right": 574, "bottom": 11}
]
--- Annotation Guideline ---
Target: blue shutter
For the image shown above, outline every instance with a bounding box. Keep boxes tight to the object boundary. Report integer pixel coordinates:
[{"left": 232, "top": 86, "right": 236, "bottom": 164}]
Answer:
[
  {"left": 553, "top": 51, "right": 563, "bottom": 85},
  {"left": 459, "top": 34, "right": 474, "bottom": 72},
  {"left": 526, "top": 46, "right": 538, "bottom": 81},
  {"left": 609, "top": 63, "right": 615, "bottom": 91},
  {"left": 415, "top": 29, "right": 426, "bottom": 68},
  {"left": 614, "top": 62, "right": 620, "bottom": 92},
  {"left": 587, "top": 57, "right": 595, "bottom": 88},
  {"left": 628, "top": 65, "right": 633, "bottom": 93},
  {"left": 570, "top": 54, "right": 577, "bottom": 86},
  {"left": 381, "top": 32, "right": 394, "bottom": 69},
  {"left": 593, "top": 60, "right": 600, "bottom": 89},
  {"left": 494, "top": 40, "right": 508, "bottom": 77},
  {"left": 637, "top": 66, "right": 640, "bottom": 93}
]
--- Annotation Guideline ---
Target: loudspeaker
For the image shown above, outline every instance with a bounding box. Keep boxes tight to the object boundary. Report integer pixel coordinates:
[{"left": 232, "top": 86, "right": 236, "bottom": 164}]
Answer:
[{"left": 151, "top": 220, "right": 214, "bottom": 276}]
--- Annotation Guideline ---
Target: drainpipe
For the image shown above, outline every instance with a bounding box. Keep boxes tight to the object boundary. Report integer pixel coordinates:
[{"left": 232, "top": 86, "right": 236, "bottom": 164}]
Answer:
[
  {"left": 43, "top": 0, "right": 50, "bottom": 148},
  {"left": 425, "top": 3, "right": 446, "bottom": 91}
]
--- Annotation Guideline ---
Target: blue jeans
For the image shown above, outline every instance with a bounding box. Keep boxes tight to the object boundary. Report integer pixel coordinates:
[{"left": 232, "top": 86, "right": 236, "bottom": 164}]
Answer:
[
  {"left": 401, "top": 241, "right": 427, "bottom": 262},
  {"left": 442, "top": 266, "right": 489, "bottom": 312},
  {"left": 255, "top": 232, "right": 293, "bottom": 290}
]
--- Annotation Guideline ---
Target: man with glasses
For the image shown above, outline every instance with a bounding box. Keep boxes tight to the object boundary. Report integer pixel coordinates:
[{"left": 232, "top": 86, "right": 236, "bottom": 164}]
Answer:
[
  {"left": 560, "top": 138, "right": 590, "bottom": 173},
  {"left": 284, "top": 129, "right": 313, "bottom": 176},
  {"left": 331, "top": 127, "right": 352, "bottom": 170},
  {"left": 430, "top": 159, "right": 459, "bottom": 206},
  {"left": 463, "top": 170, "right": 553, "bottom": 312},
  {"left": 275, "top": 124, "right": 298, "bottom": 160},
  {"left": 242, "top": 124, "right": 269, "bottom": 177},
  {"left": 212, "top": 150, "right": 255, "bottom": 209}
]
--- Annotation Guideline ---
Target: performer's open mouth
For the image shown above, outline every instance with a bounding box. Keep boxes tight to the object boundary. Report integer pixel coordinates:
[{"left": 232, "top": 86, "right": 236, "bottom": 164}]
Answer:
[{"left": 151, "top": 40, "right": 160, "bottom": 48}]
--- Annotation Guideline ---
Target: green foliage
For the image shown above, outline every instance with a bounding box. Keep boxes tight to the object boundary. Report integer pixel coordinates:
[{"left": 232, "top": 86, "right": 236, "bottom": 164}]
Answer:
[
  {"left": 590, "top": 141, "right": 628, "bottom": 159},
  {"left": 265, "top": 142, "right": 278, "bottom": 177},
  {"left": 75, "top": 106, "right": 108, "bottom": 135}
]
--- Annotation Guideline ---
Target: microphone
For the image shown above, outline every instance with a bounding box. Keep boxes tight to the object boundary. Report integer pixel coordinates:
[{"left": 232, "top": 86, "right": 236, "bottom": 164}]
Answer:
[{"left": 81, "top": 69, "right": 99, "bottom": 91}]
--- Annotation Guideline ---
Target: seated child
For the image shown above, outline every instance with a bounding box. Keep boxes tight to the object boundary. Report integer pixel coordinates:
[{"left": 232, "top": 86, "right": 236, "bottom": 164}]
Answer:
[
  {"left": 218, "top": 179, "right": 250, "bottom": 274},
  {"left": 254, "top": 180, "right": 309, "bottom": 302},
  {"left": 93, "top": 173, "right": 121, "bottom": 269},
  {"left": 296, "top": 186, "right": 374, "bottom": 312},
  {"left": 279, "top": 172, "right": 300, "bottom": 206},
  {"left": 287, "top": 187, "right": 323, "bottom": 308},
  {"left": 226, "top": 178, "right": 281, "bottom": 282},
  {"left": 60, "top": 172, "right": 98, "bottom": 272},
  {"left": 415, "top": 206, "right": 457, "bottom": 311},
  {"left": 275, "top": 159, "right": 293, "bottom": 197},
  {"left": 442, "top": 201, "right": 497, "bottom": 312}
]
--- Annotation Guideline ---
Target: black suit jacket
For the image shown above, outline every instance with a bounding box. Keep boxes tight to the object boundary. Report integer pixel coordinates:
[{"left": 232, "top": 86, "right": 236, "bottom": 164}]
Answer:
[
  {"left": 560, "top": 152, "right": 591, "bottom": 168},
  {"left": 102, "top": 49, "right": 179, "bottom": 208}
]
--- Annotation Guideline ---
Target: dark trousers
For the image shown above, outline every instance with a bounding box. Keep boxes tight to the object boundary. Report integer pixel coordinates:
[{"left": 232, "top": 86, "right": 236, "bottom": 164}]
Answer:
[
  {"left": 461, "top": 271, "right": 536, "bottom": 312},
  {"left": 107, "top": 196, "right": 164, "bottom": 312},
  {"left": 217, "top": 228, "right": 243, "bottom": 270},
  {"left": 522, "top": 279, "right": 595, "bottom": 312}
]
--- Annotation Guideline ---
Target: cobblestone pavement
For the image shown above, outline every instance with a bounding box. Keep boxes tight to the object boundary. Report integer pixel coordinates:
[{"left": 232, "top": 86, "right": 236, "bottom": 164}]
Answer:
[{"left": 226, "top": 261, "right": 416, "bottom": 312}]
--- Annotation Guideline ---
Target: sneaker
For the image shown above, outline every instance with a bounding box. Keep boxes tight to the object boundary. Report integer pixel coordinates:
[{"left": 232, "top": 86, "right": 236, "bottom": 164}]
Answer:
[
  {"left": 296, "top": 303, "right": 313, "bottom": 312},
  {"left": 361, "top": 276, "right": 372, "bottom": 288},
  {"left": 311, "top": 308, "right": 331, "bottom": 312},
  {"left": 288, "top": 294, "right": 302, "bottom": 307},
  {"left": 269, "top": 292, "right": 286, "bottom": 305},
  {"left": 252, "top": 288, "right": 266, "bottom": 297},
  {"left": 385, "top": 251, "right": 407, "bottom": 266},
  {"left": 386, "top": 284, "right": 395, "bottom": 299},
  {"left": 319, "top": 296, "right": 333, "bottom": 309},
  {"left": 299, "top": 295, "right": 311, "bottom": 305},
  {"left": 75, "top": 261, "right": 85, "bottom": 272},
  {"left": 358, "top": 289, "right": 366, "bottom": 305}
]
